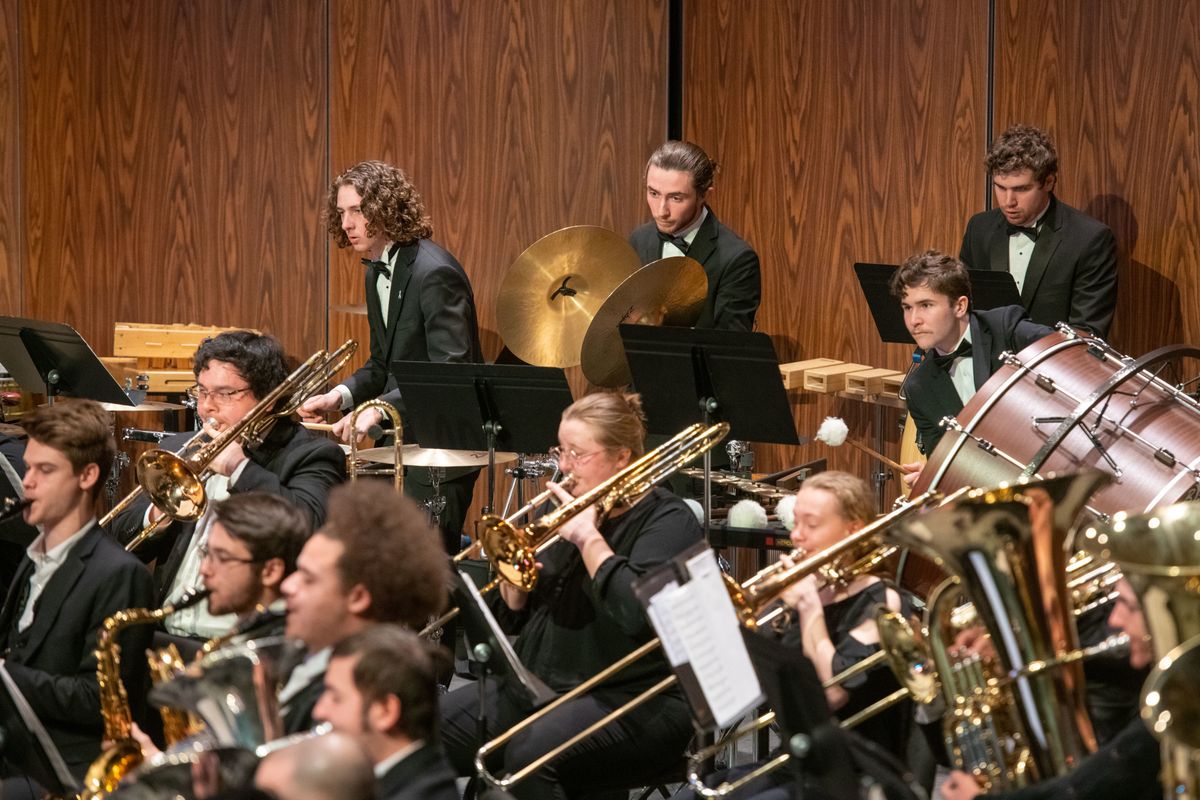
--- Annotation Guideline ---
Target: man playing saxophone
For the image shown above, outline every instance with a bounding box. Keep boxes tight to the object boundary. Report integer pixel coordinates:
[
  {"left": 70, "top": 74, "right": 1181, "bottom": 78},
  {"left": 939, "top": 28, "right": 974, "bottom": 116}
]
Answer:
[
  {"left": 0, "top": 400, "right": 155, "bottom": 799},
  {"left": 111, "top": 331, "right": 346, "bottom": 650}
]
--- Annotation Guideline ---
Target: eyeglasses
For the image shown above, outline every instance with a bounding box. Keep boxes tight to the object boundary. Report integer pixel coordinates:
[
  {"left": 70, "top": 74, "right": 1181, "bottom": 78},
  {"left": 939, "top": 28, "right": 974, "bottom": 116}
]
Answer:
[
  {"left": 198, "top": 542, "right": 259, "bottom": 566},
  {"left": 548, "top": 445, "right": 604, "bottom": 466},
  {"left": 187, "top": 385, "right": 254, "bottom": 405}
]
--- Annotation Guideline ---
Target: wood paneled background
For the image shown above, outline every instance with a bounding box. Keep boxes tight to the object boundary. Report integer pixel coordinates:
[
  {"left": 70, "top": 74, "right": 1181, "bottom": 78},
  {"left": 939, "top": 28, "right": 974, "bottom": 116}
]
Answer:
[{"left": 0, "top": 0, "right": 1197, "bottom": 512}]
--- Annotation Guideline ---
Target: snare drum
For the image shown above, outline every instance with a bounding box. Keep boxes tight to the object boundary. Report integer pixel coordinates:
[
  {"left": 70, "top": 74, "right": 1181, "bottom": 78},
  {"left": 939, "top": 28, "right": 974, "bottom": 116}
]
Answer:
[{"left": 913, "top": 328, "right": 1200, "bottom": 516}]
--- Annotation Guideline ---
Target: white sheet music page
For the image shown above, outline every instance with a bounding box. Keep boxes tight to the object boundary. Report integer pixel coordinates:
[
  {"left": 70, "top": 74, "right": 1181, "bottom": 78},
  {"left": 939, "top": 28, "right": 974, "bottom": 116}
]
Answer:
[
  {"left": 645, "top": 580, "right": 689, "bottom": 667},
  {"left": 666, "top": 549, "right": 764, "bottom": 727}
]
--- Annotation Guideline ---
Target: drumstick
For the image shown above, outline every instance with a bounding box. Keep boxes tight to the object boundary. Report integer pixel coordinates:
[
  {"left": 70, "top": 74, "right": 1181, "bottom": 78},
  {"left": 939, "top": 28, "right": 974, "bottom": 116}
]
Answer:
[{"left": 815, "top": 416, "right": 905, "bottom": 472}]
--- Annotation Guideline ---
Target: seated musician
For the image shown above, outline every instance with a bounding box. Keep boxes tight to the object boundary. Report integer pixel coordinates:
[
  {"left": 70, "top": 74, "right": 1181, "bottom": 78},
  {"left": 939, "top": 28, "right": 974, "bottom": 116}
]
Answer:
[
  {"left": 313, "top": 625, "right": 458, "bottom": 800},
  {"left": 200, "top": 491, "right": 309, "bottom": 645},
  {"left": 439, "top": 391, "right": 703, "bottom": 800},
  {"left": 0, "top": 400, "right": 155, "bottom": 799},
  {"left": 939, "top": 579, "right": 1160, "bottom": 800},
  {"left": 893, "top": 251, "right": 1052, "bottom": 486},
  {"left": 111, "top": 330, "right": 347, "bottom": 648},
  {"left": 278, "top": 481, "right": 449, "bottom": 733}
]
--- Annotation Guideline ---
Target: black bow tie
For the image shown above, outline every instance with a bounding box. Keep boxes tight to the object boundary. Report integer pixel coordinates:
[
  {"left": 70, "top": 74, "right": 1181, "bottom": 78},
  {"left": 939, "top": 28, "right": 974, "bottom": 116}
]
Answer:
[
  {"left": 931, "top": 339, "right": 973, "bottom": 371},
  {"left": 1007, "top": 222, "right": 1038, "bottom": 240},
  {"left": 656, "top": 230, "right": 690, "bottom": 253},
  {"left": 361, "top": 258, "right": 391, "bottom": 281}
]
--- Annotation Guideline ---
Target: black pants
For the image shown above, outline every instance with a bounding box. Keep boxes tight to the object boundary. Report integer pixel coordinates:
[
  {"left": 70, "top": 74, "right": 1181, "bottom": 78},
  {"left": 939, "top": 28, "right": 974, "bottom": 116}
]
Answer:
[{"left": 441, "top": 677, "right": 694, "bottom": 800}]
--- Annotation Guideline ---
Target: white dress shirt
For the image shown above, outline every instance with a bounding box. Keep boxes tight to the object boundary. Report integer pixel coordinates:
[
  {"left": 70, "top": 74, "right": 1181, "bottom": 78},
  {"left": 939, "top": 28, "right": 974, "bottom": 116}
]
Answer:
[{"left": 19, "top": 519, "right": 95, "bottom": 632}]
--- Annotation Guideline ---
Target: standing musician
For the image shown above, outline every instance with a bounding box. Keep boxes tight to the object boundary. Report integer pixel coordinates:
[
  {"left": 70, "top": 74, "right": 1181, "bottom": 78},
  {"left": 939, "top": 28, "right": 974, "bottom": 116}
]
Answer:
[
  {"left": 313, "top": 625, "right": 459, "bottom": 800},
  {"left": 301, "top": 159, "right": 483, "bottom": 556},
  {"left": 111, "top": 331, "right": 346, "bottom": 648},
  {"left": 629, "top": 141, "right": 762, "bottom": 332},
  {"left": 278, "top": 481, "right": 449, "bottom": 734},
  {"left": 439, "top": 392, "right": 703, "bottom": 800},
  {"left": 959, "top": 124, "right": 1118, "bottom": 338},
  {"left": 894, "top": 250, "right": 1052, "bottom": 484},
  {"left": 0, "top": 400, "right": 155, "bottom": 798}
]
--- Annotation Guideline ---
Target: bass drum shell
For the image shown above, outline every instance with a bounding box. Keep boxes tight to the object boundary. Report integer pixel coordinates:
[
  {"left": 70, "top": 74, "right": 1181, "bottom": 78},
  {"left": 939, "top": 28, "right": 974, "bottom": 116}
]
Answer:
[{"left": 913, "top": 331, "right": 1200, "bottom": 516}]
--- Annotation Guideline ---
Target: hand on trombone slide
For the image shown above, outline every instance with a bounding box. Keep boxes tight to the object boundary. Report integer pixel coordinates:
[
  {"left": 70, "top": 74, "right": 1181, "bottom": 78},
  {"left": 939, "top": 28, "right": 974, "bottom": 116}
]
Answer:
[
  {"left": 201, "top": 417, "right": 248, "bottom": 477},
  {"left": 300, "top": 390, "right": 383, "bottom": 443},
  {"left": 545, "top": 479, "right": 616, "bottom": 576}
]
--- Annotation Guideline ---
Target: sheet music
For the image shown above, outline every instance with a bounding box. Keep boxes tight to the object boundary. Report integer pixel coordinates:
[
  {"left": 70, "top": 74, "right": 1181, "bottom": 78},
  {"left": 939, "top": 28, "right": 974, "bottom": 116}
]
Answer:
[
  {"left": 645, "top": 580, "right": 688, "bottom": 666},
  {"left": 0, "top": 659, "right": 80, "bottom": 792},
  {"left": 647, "top": 550, "right": 764, "bottom": 728}
]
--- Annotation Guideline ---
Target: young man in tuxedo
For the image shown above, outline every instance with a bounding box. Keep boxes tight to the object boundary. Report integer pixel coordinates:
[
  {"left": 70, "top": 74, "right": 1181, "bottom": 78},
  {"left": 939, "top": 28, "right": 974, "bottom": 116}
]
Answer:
[
  {"left": 629, "top": 140, "right": 761, "bottom": 332},
  {"left": 112, "top": 331, "right": 346, "bottom": 648},
  {"left": 302, "top": 159, "right": 482, "bottom": 557},
  {"left": 0, "top": 400, "right": 155, "bottom": 797},
  {"left": 277, "top": 481, "right": 449, "bottom": 733},
  {"left": 893, "top": 250, "right": 1052, "bottom": 484},
  {"left": 314, "top": 625, "right": 458, "bottom": 800},
  {"left": 959, "top": 124, "right": 1117, "bottom": 338}
]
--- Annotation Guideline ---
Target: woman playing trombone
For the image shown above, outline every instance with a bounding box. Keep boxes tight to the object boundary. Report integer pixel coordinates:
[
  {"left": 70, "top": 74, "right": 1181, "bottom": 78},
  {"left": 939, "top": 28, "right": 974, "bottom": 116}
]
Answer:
[{"left": 439, "top": 392, "right": 703, "bottom": 800}]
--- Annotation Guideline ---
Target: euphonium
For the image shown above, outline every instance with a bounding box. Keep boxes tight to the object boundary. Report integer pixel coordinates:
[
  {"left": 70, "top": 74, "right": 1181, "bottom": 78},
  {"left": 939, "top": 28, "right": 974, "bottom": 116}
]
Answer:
[
  {"left": 79, "top": 587, "right": 210, "bottom": 800},
  {"left": 1081, "top": 501, "right": 1200, "bottom": 800},
  {"left": 884, "top": 471, "right": 1111, "bottom": 791}
]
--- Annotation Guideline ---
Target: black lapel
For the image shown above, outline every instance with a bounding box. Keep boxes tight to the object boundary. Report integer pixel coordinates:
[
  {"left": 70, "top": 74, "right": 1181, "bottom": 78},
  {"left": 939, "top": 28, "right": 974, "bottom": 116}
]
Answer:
[
  {"left": 364, "top": 264, "right": 387, "bottom": 348},
  {"left": 383, "top": 242, "right": 418, "bottom": 356},
  {"left": 686, "top": 210, "right": 719, "bottom": 265},
  {"left": 19, "top": 526, "right": 99, "bottom": 656},
  {"left": 1020, "top": 195, "right": 1063, "bottom": 307},
  {"left": 987, "top": 213, "right": 1010, "bottom": 272},
  {"left": 969, "top": 313, "right": 992, "bottom": 390},
  {"left": 0, "top": 555, "right": 34, "bottom": 640}
]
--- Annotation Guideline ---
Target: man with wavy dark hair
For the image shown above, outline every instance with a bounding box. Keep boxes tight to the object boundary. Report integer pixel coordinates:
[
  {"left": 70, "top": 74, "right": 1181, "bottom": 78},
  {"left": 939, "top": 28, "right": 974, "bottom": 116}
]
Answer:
[
  {"left": 303, "top": 160, "right": 482, "bottom": 558},
  {"left": 278, "top": 481, "right": 450, "bottom": 733},
  {"left": 959, "top": 124, "right": 1117, "bottom": 337}
]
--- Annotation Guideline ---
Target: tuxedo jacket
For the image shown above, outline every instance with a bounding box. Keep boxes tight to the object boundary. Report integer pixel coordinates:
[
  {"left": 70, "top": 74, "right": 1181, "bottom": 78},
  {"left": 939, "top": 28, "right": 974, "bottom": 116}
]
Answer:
[
  {"left": 0, "top": 523, "right": 155, "bottom": 776},
  {"left": 630, "top": 210, "right": 761, "bottom": 332},
  {"left": 903, "top": 306, "right": 1053, "bottom": 456},
  {"left": 377, "top": 743, "right": 460, "bottom": 800},
  {"left": 959, "top": 195, "right": 1117, "bottom": 338},
  {"left": 111, "top": 419, "right": 346, "bottom": 599},
  {"left": 342, "top": 238, "right": 482, "bottom": 414}
]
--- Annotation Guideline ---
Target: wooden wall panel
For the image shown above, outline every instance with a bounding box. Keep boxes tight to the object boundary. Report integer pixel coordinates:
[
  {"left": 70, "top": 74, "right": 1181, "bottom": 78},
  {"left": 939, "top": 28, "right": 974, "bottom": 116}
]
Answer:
[
  {"left": 328, "top": 0, "right": 669, "bottom": 388},
  {"left": 0, "top": 0, "right": 19, "bottom": 316},
  {"left": 19, "top": 0, "right": 327, "bottom": 360},
  {"left": 684, "top": 1, "right": 989, "bottom": 500},
  {"left": 995, "top": 0, "right": 1200, "bottom": 358}
]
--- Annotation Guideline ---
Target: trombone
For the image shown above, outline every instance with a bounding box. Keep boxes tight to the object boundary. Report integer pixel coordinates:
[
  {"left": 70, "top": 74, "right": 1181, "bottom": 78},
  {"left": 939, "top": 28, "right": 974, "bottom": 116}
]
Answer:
[
  {"left": 346, "top": 398, "right": 405, "bottom": 492},
  {"left": 109, "top": 340, "right": 358, "bottom": 551},
  {"left": 420, "top": 421, "right": 728, "bottom": 638},
  {"left": 473, "top": 488, "right": 951, "bottom": 793}
]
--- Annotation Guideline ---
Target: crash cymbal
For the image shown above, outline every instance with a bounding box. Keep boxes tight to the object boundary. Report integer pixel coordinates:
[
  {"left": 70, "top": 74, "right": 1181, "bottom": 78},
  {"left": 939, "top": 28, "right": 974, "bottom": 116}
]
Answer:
[
  {"left": 332, "top": 303, "right": 368, "bottom": 316},
  {"left": 354, "top": 445, "right": 519, "bottom": 469},
  {"left": 497, "top": 226, "right": 641, "bottom": 368},
  {"left": 580, "top": 257, "right": 708, "bottom": 387}
]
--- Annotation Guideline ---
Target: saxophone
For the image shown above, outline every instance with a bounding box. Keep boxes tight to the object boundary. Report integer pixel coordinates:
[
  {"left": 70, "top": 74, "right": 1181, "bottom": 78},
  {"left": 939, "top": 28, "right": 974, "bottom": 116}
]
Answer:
[{"left": 78, "top": 586, "right": 210, "bottom": 800}]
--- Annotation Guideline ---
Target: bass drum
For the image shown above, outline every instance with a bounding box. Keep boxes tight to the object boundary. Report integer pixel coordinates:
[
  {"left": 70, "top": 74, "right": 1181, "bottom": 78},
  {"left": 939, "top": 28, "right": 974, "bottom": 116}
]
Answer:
[{"left": 913, "top": 329, "right": 1200, "bottom": 516}]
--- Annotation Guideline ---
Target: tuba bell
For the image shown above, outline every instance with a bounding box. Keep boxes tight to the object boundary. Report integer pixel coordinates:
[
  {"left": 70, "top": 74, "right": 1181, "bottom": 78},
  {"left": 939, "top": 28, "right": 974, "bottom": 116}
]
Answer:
[{"left": 884, "top": 470, "right": 1111, "bottom": 790}]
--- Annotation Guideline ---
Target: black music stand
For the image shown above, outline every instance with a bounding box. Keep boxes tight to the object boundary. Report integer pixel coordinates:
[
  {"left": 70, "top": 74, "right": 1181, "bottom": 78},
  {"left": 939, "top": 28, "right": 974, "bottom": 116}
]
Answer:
[
  {"left": 0, "top": 661, "right": 81, "bottom": 795},
  {"left": 0, "top": 316, "right": 140, "bottom": 405},
  {"left": 618, "top": 325, "right": 801, "bottom": 531},
  {"left": 449, "top": 570, "right": 555, "bottom": 746},
  {"left": 853, "top": 262, "right": 1022, "bottom": 346},
  {"left": 390, "top": 361, "right": 574, "bottom": 514}
]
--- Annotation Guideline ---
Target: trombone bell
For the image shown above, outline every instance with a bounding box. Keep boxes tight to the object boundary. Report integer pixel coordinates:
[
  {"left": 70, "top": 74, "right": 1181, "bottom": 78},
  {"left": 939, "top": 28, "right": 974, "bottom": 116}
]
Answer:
[{"left": 136, "top": 449, "right": 207, "bottom": 522}]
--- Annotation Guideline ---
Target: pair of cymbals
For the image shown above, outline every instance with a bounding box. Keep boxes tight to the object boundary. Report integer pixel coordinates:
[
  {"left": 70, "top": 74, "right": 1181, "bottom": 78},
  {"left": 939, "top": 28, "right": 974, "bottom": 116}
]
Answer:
[
  {"left": 350, "top": 444, "right": 519, "bottom": 469},
  {"left": 497, "top": 226, "right": 707, "bottom": 386}
]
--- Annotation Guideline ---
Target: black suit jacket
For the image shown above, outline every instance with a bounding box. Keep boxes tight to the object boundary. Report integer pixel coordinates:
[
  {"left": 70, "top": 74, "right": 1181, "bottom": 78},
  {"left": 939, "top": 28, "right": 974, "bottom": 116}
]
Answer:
[
  {"left": 959, "top": 195, "right": 1117, "bottom": 338},
  {"left": 630, "top": 210, "right": 761, "bottom": 332},
  {"left": 0, "top": 523, "right": 155, "bottom": 776},
  {"left": 342, "top": 238, "right": 482, "bottom": 413},
  {"left": 111, "top": 419, "right": 346, "bottom": 599},
  {"left": 377, "top": 743, "right": 460, "bottom": 800},
  {"left": 902, "top": 306, "right": 1053, "bottom": 456}
]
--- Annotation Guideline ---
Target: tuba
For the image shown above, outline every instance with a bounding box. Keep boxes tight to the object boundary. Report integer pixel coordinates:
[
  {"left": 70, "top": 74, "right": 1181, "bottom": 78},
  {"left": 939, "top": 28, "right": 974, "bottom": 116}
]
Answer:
[
  {"left": 1081, "top": 501, "right": 1200, "bottom": 800},
  {"left": 78, "top": 587, "right": 210, "bottom": 800},
  {"left": 884, "top": 471, "right": 1111, "bottom": 790}
]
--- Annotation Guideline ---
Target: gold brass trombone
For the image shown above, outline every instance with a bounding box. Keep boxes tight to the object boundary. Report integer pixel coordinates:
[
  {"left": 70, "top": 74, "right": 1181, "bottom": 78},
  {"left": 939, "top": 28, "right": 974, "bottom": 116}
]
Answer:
[
  {"left": 112, "top": 340, "right": 358, "bottom": 551},
  {"left": 346, "top": 398, "right": 404, "bottom": 492},
  {"left": 473, "top": 488, "right": 950, "bottom": 793}
]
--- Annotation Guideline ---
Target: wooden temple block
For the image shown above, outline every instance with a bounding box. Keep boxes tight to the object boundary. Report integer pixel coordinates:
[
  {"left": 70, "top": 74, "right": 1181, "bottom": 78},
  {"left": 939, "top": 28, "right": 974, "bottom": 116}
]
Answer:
[
  {"left": 845, "top": 368, "right": 904, "bottom": 396},
  {"left": 881, "top": 372, "right": 907, "bottom": 397},
  {"left": 779, "top": 358, "right": 840, "bottom": 390},
  {"left": 803, "top": 362, "right": 869, "bottom": 393}
]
